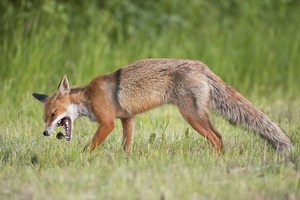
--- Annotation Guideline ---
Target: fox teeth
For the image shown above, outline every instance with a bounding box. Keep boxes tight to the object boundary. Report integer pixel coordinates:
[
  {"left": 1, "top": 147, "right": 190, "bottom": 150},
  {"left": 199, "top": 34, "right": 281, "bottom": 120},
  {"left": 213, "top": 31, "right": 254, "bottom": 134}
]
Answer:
[{"left": 56, "top": 119, "right": 62, "bottom": 127}]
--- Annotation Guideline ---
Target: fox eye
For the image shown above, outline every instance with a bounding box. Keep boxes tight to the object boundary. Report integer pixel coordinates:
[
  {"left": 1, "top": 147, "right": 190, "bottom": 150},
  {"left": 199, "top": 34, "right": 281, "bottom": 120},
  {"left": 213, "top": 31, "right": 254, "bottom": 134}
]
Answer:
[{"left": 51, "top": 111, "right": 56, "bottom": 118}]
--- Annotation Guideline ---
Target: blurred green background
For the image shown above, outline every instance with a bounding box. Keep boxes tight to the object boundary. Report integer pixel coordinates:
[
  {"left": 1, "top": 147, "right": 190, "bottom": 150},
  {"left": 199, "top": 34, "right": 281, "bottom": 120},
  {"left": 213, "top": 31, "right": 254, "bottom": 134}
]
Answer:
[
  {"left": 1, "top": 1, "right": 300, "bottom": 199},
  {"left": 1, "top": 0, "right": 300, "bottom": 107}
]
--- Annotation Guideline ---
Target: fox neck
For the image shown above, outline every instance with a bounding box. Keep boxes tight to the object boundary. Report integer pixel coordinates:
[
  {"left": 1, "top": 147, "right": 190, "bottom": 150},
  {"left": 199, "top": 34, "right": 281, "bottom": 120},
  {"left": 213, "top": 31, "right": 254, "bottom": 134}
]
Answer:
[{"left": 69, "top": 87, "right": 96, "bottom": 121}]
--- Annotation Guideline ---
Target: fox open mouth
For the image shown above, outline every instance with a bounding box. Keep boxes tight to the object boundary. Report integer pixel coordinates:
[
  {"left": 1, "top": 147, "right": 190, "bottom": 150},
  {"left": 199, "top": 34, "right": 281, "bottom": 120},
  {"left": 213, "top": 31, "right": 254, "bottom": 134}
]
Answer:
[{"left": 56, "top": 117, "right": 72, "bottom": 141}]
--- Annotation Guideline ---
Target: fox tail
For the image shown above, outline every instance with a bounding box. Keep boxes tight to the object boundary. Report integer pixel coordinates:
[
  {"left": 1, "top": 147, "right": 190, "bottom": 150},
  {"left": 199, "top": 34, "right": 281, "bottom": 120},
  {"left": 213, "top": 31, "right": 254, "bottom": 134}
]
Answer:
[{"left": 205, "top": 69, "right": 292, "bottom": 152}]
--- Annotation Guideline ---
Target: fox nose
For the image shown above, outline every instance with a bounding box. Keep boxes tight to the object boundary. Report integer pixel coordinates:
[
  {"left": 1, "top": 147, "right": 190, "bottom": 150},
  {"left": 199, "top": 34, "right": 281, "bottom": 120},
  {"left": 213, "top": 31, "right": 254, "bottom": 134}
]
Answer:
[{"left": 43, "top": 131, "right": 50, "bottom": 136}]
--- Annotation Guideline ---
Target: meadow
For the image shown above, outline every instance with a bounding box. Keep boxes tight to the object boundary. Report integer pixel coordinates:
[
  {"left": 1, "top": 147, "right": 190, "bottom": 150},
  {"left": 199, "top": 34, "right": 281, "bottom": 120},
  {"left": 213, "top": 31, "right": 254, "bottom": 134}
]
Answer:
[{"left": 1, "top": 1, "right": 300, "bottom": 199}]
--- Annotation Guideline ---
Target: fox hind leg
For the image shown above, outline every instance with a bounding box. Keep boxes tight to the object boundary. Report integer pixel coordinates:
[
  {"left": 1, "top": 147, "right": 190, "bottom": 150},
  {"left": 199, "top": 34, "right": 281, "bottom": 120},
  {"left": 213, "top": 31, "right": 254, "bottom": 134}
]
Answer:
[{"left": 177, "top": 96, "right": 223, "bottom": 153}]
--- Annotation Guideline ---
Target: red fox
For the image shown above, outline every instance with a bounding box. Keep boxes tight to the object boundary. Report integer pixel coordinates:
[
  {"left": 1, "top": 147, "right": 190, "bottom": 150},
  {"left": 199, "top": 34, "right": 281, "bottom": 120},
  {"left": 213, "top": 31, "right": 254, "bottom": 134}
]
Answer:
[{"left": 33, "top": 59, "right": 292, "bottom": 153}]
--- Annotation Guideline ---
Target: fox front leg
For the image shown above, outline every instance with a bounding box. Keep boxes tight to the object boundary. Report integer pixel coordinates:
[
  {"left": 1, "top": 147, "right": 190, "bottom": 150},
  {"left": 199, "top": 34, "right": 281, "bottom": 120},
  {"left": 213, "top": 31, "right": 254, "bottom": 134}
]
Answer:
[
  {"left": 83, "top": 121, "right": 115, "bottom": 152},
  {"left": 91, "top": 122, "right": 115, "bottom": 151},
  {"left": 121, "top": 117, "right": 136, "bottom": 154}
]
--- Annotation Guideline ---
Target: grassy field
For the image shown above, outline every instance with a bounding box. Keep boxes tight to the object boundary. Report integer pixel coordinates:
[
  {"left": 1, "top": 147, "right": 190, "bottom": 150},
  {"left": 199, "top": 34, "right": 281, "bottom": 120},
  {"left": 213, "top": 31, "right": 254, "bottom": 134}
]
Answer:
[{"left": 1, "top": 1, "right": 300, "bottom": 199}]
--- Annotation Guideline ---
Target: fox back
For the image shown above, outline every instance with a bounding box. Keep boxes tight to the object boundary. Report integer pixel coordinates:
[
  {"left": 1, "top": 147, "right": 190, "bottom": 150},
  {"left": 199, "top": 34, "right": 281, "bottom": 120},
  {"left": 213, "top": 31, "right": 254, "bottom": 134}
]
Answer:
[{"left": 114, "top": 59, "right": 210, "bottom": 115}]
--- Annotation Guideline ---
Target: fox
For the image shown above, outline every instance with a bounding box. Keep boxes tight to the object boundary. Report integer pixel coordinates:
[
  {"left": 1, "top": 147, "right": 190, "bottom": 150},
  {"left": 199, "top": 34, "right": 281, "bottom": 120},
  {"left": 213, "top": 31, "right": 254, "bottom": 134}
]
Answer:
[{"left": 33, "top": 58, "right": 292, "bottom": 154}]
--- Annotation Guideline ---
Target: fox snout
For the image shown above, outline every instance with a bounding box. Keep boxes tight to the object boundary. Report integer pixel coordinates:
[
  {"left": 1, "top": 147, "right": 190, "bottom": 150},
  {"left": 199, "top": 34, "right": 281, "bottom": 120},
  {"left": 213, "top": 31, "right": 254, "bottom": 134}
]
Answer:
[{"left": 43, "top": 130, "right": 50, "bottom": 136}]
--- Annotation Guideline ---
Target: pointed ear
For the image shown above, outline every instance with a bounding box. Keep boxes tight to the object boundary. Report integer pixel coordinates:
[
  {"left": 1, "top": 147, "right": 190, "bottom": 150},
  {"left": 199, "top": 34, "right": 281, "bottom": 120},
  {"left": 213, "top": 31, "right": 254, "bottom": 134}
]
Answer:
[
  {"left": 32, "top": 93, "right": 49, "bottom": 104},
  {"left": 57, "top": 75, "right": 70, "bottom": 95}
]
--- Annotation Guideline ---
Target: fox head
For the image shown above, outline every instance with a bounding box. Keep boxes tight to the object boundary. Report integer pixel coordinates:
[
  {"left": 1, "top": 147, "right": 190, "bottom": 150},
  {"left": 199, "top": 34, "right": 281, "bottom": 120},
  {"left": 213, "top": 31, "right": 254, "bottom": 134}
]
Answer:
[{"left": 33, "top": 75, "right": 80, "bottom": 141}]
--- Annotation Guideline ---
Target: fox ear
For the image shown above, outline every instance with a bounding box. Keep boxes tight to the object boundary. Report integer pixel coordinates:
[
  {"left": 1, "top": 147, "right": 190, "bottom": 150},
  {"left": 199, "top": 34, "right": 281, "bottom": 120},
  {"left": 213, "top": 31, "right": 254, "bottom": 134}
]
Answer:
[
  {"left": 57, "top": 74, "right": 70, "bottom": 95},
  {"left": 32, "top": 93, "right": 49, "bottom": 104}
]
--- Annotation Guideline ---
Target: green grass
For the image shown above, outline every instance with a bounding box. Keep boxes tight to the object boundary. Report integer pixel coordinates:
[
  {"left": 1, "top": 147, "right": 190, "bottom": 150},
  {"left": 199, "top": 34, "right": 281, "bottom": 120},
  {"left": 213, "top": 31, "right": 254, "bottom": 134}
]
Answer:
[
  {"left": 1, "top": 1, "right": 300, "bottom": 199},
  {"left": 1, "top": 102, "right": 300, "bottom": 200}
]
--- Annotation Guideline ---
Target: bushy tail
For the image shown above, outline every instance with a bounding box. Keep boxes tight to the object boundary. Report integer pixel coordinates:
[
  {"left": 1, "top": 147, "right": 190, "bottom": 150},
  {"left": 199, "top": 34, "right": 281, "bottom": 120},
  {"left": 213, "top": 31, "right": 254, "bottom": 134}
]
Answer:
[{"left": 205, "top": 69, "right": 292, "bottom": 152}]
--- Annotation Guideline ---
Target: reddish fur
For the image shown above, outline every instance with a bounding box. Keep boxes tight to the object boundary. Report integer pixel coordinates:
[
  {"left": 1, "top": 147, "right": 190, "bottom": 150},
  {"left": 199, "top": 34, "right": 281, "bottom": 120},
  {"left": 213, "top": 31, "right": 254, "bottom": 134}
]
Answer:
[
  {"left": 43, "top": 94, "right": 70, "bottom": 126},
  {"left": 121, "top": 117, "right": 135, "bottom": 153},
  {"left": 34, "top": 58, "right": 292, "bottom": 154}
]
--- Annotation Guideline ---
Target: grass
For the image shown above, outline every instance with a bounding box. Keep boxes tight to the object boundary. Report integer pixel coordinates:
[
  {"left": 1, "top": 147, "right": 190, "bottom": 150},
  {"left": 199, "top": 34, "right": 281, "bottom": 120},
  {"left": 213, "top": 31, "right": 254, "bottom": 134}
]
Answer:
[
  {"left": 1, "top": 0, "right": 300, "bottom": 199},
  {"left": 1, "top": 101, "right": 300, "bottom": 200}
]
